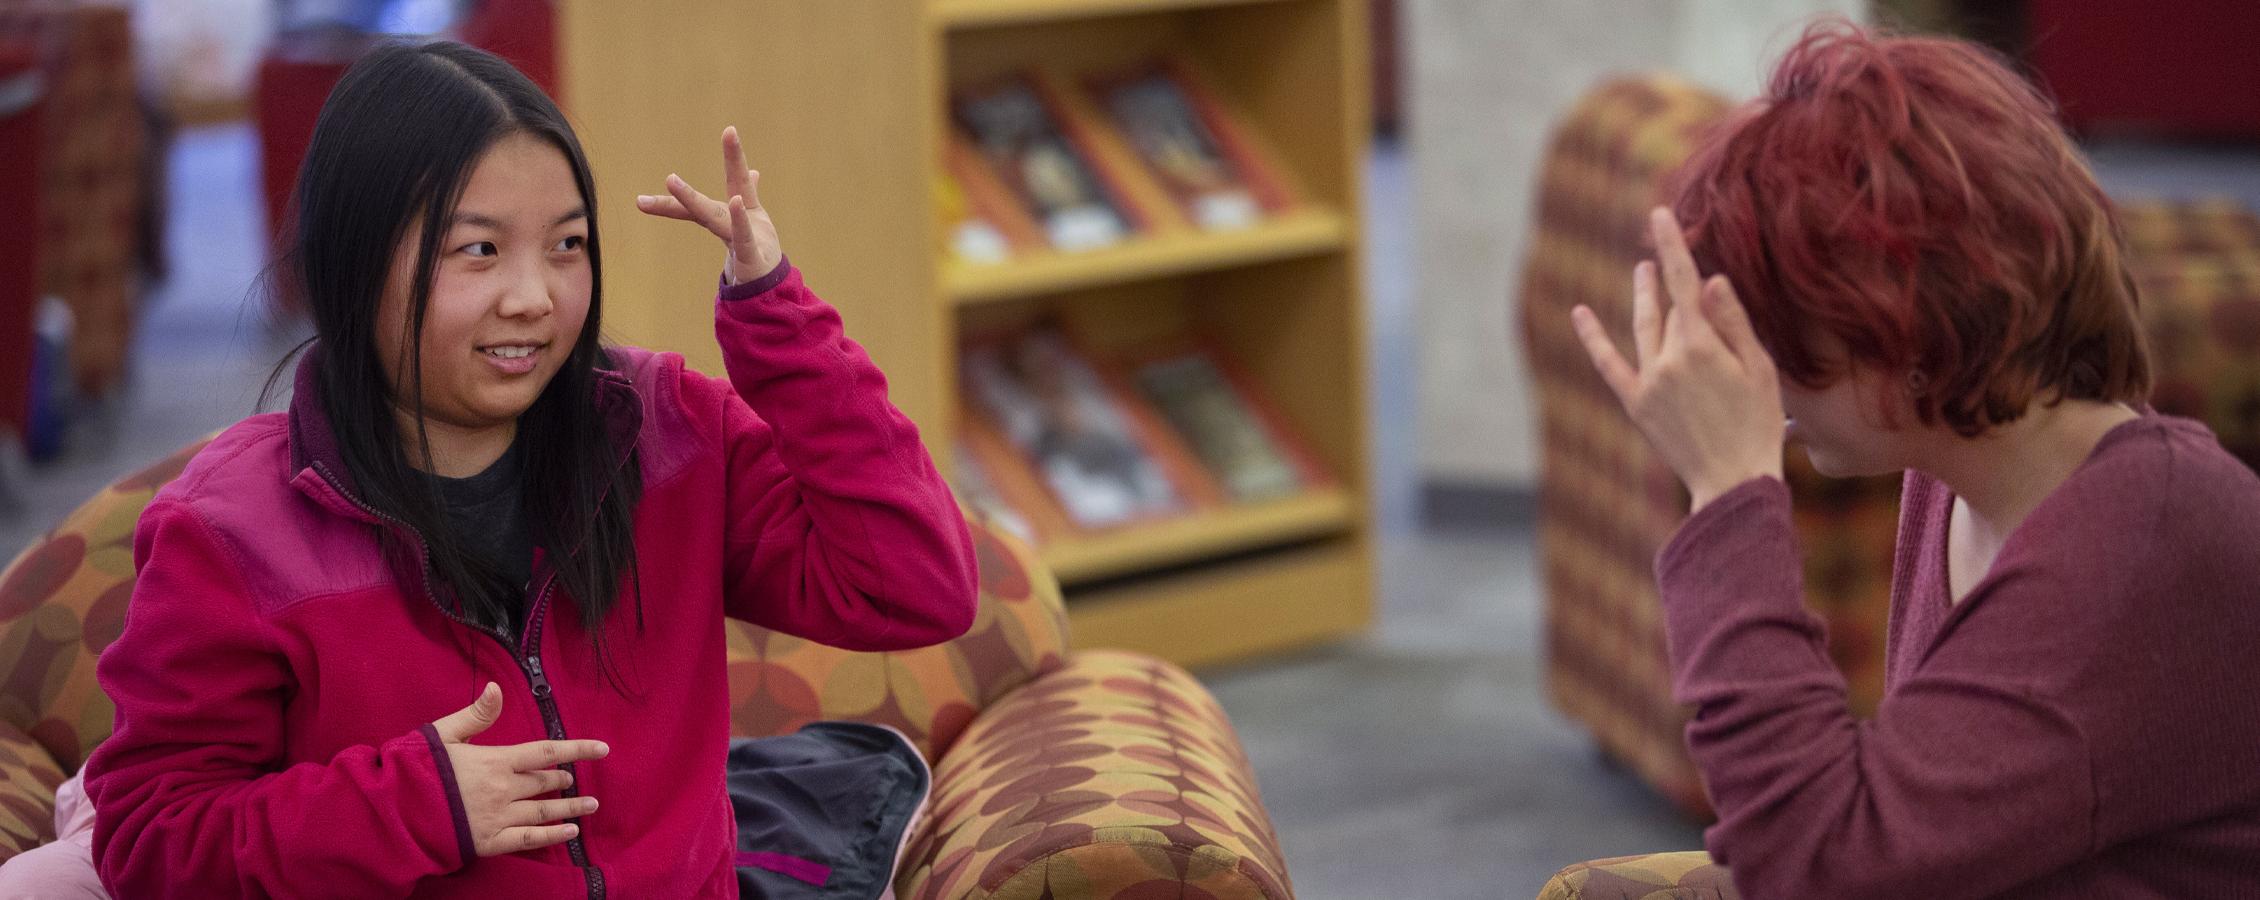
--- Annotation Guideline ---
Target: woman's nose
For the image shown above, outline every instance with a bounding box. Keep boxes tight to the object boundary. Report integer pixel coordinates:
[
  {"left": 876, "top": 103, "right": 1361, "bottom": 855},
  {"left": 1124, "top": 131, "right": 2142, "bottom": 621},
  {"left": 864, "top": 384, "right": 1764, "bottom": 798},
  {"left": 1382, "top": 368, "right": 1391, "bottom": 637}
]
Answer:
[{"left": 497, "top": 268, "right": 554, "bottom": 319}]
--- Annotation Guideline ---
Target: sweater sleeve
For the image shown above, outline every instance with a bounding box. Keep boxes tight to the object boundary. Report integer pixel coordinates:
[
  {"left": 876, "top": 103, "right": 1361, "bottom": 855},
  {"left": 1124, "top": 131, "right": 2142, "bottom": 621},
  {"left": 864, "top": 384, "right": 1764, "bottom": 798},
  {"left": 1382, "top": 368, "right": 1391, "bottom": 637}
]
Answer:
[
  {"left": 1657, "top": 477, "right": 2095, "bottom": 900},
  {"left": 705, "top": 261, "right": 979, "bottom": 651},
  {"left": 84, "top": 501, "right": 467, "bottom": 898}
]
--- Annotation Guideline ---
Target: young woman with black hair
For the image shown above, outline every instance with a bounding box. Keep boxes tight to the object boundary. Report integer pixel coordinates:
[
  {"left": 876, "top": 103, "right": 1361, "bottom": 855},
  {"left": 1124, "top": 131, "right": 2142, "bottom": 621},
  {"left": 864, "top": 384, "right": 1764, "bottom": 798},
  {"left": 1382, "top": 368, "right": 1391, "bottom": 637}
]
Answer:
[{"left": 65, "top": 41, "right": 977, "bottom": 898}]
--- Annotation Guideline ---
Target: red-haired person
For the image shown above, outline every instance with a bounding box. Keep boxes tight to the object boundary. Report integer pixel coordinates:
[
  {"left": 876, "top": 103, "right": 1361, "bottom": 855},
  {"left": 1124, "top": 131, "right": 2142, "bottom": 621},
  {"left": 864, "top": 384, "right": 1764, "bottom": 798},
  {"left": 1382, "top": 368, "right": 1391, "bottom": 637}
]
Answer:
[{"left": 1571, "top": 20, "right": 2260, "bottom": 899}]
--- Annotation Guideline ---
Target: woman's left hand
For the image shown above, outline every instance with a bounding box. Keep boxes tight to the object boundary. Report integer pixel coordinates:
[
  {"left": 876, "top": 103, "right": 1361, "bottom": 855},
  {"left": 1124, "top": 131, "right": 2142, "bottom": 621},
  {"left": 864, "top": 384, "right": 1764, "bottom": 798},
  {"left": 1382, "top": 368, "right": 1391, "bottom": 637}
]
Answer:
[
  {"left": 636, "top": 126, "right": 784, "bottom": 285},
  {"left": 1571, "top": 207, "right": 1787, "bottom": 514}
]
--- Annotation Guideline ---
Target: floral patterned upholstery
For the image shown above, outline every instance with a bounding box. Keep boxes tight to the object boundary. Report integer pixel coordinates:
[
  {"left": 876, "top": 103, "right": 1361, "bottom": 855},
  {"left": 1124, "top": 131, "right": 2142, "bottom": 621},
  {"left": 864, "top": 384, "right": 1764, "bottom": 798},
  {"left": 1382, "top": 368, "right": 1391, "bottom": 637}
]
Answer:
[
  {"left": 0, "top": 722, "right": 65, "bottom": 858},
  {"left": 0, "top": 438, "right": 1293, "bottom": 899},
  {"left": 898, "top": 650, "right": 1290, "bottom": 899},
  {"left": 1538, "top": 852, "right": 1735, "bottom": 900},
  {"left": 723, "top": 519, "right": 1073, "bottom": 763}
]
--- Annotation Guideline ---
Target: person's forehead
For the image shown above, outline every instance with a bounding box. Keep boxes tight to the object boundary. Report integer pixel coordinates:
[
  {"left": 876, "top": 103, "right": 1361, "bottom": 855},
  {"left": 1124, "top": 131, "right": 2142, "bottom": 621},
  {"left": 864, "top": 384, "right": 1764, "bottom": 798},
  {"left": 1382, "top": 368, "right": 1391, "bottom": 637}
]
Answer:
[{"left": 454, "top": 138, "right": 583, "bottom": 228}]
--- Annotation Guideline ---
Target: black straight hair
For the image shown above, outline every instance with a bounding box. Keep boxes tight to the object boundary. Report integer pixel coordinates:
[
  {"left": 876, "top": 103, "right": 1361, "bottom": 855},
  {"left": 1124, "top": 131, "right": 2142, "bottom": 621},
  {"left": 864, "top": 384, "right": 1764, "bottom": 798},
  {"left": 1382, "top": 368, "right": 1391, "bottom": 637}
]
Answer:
[{"left": 270, "top": 41, "right": 643, "bottom": 662}]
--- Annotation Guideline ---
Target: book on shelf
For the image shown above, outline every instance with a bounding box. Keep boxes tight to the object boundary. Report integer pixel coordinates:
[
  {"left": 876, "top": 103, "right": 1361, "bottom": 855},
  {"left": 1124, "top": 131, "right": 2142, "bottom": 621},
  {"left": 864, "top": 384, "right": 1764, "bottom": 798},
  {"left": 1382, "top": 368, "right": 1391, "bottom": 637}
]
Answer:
[
  {"left": 1122, "top": 341, "right": 1331, "bottom": 503},
  {"left": 952, "top": 75, "right": 1145, "bottom": 253},
  {"left": 1085, "top": 57, "right": 1302, "bottom": 232},
  {"left": 958, "top": 325, "right": 1208, "bottom": 533},
  {"left": 940, "top": 132, "right": 1046, "bottom": 265}
]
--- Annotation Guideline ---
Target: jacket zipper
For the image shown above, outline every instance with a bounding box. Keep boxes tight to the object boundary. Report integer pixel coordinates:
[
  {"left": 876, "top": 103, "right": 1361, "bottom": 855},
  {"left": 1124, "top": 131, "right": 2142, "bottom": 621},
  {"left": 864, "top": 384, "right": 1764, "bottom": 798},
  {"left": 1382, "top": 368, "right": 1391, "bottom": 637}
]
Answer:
[{"left": 313, "top": 463, "right": 607, "bottom": 899}]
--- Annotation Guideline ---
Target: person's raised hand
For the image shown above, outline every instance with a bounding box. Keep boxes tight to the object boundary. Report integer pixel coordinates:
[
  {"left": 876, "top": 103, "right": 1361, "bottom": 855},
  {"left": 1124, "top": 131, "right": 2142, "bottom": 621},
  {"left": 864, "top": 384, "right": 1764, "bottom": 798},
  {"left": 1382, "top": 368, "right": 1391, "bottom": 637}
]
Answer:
[
  {"left": 1570, "top": 207, "right": 1786, "bottom": 513},
  {"left": 430, "top": 682, "right": 610, "bottom": 857},
  {"left": 635, "top": 126, "right": 783, "bottom": 285}
]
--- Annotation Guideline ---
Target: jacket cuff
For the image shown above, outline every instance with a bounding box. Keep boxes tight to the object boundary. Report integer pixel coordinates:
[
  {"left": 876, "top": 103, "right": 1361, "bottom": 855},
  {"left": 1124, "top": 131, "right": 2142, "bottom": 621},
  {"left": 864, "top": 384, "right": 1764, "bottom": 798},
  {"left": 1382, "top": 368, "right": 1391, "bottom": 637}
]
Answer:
[
  {"left": 418, "top": 724, "right": 477, "bottom": 868},
  {"left": 718, "top": 256, "right": 794, "bottom": 301}
]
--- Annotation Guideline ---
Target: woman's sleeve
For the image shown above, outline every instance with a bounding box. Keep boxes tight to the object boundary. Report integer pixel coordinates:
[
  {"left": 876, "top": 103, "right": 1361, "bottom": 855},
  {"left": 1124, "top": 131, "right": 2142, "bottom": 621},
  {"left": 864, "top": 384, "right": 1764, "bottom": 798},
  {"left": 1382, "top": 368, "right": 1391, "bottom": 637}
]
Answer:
[
  {"left": 1656, "top": 478, "right": 2097, "bottom": 900},
  {"left": 704, "top": 261, "right": 979, "bottom": 650},
  {"left": 83, "top": 501, "right": 470, "bottom": 898}
]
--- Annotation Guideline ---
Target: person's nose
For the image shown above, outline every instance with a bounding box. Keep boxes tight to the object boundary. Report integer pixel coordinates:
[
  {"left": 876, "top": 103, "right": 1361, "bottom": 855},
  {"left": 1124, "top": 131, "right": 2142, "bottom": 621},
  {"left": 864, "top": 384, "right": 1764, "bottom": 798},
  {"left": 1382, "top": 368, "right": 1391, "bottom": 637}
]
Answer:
[{"left": 496, "top": 260, "right": 554, "bottom": 320}]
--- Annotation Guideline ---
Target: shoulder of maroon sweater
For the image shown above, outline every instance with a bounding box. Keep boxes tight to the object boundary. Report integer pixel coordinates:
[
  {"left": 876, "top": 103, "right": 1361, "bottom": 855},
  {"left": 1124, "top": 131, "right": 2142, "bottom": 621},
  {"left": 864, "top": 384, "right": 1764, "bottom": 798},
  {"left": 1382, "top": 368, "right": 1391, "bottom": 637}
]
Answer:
[{"left": 2006, "top": 415, "right": 2260, "bottom": 621}]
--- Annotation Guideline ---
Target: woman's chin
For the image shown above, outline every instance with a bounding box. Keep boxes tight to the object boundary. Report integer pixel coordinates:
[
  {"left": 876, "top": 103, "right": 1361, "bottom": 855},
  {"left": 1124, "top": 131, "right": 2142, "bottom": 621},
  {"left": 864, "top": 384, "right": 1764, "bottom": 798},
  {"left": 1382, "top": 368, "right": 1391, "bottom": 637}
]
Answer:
[{"left": 1797, "top": 443, "right": 1894, "bottom": 480}]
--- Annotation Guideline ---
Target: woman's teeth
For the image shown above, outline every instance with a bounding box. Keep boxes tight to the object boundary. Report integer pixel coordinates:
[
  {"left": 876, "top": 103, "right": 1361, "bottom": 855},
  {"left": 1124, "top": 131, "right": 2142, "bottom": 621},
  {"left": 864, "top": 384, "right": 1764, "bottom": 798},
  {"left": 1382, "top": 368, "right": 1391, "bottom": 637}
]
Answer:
[{"left": 486, "top": 346, "right": 536, "bottom": 359}]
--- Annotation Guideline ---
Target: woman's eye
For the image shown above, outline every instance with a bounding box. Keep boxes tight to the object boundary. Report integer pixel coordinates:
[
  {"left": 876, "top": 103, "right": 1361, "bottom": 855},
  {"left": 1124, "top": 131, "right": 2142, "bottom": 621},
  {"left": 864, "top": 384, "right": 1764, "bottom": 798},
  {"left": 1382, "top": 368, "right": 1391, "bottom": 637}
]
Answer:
[
  {"left": 554, "top": 235, "right": 586, "bottom": 252},
  {"left": 460, "top": 241, "right": 498, "bottom": 258}
]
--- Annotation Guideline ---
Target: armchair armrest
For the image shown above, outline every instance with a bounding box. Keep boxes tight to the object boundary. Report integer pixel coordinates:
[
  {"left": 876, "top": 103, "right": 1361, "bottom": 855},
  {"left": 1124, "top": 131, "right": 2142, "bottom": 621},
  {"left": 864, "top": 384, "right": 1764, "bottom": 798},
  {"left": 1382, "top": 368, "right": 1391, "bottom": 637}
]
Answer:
[
  {"left": 895, "top": 650, "right": 1290, "bottom": 900},
  {"left": 1540, "top": 851, "right": 1736, "bottom": 900},
  {"left": 0, "top": 720, "right": 66, "bottom": 862}
]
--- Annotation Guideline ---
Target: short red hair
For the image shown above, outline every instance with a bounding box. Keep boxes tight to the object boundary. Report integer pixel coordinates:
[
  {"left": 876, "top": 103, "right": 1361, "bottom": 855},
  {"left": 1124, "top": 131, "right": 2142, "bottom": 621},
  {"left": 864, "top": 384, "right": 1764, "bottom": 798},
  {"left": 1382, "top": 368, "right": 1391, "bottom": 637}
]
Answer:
[{"left": 1672, "top": 19, "right": 2150, "bottom": 436}]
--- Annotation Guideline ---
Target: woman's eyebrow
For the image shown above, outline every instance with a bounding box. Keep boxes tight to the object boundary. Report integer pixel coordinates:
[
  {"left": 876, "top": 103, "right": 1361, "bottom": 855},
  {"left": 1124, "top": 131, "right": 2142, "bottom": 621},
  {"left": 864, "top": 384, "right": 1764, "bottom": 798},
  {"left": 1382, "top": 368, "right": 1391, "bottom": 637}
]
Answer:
[
  {"left": 447, "top": 208, "right": 588, "bottom": 229},
  {"left": 449, "top": 211, "right": 506, "bottom": 230}
]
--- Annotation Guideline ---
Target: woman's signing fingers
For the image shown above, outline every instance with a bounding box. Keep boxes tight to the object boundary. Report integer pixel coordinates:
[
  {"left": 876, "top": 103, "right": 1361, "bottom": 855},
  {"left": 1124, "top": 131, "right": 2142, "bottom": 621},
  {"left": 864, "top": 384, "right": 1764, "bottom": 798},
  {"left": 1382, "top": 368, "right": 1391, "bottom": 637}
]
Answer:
[
  {"left": 512, "top": 796, "right": 597, "bottom": 827},
  {"left": 728, "top": 195, "right": 756, "bottom": 262},
  {"left": 634, "top": 193, "right": 697, "bottom": 221},
  {"left": 1571, "top": 305, "right": 1641, "bottom": 406},
  {"left": 663, "top": 173, "right": 727, "bottom": 237},
  {"left": 1649, "top": 208, "right": 1707, "bottom": 311},
  {"left": 723, "top": 127, "right": 754, "bottom": 207},
  {"left": 1632, "top": 261, "right": 1664, "bottom": 367}
]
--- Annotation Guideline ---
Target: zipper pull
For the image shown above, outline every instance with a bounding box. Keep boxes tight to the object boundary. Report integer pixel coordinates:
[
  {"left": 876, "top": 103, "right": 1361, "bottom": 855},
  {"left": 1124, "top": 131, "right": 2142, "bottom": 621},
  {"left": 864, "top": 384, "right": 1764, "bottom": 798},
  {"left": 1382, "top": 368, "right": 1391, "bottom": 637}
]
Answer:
[{"left": 525, "top": 656, "right": 552, "bottom": 698}]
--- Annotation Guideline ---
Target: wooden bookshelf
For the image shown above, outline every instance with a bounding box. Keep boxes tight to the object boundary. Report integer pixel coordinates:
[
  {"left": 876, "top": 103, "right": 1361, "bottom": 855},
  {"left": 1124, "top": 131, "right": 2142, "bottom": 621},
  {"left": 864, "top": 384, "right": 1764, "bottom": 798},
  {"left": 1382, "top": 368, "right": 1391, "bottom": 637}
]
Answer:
[{"left": 559, "top": 0, "right": 1373, "bottom": 668}]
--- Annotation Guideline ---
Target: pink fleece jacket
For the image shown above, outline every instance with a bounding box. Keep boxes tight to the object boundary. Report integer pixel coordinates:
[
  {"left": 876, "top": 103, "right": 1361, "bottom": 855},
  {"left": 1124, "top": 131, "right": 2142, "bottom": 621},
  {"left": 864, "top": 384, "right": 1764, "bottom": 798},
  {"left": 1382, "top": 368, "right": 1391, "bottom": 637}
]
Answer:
[{"left": 82, "top": 262, "right": 979, "bottom": 898}]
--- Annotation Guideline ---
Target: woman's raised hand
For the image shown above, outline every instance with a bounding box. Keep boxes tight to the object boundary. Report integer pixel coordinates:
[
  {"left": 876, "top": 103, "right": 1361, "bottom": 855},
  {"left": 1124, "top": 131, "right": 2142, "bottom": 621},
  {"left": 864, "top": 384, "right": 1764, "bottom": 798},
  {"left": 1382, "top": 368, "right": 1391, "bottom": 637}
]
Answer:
[
  {"left": 430, "top": 682, "right": 611, "bottom": 858},
  {"left": 635, "top": 126, "right": 784, "bottom": 285},
  {"left": 1570, "top": 207, "right": 1787, "bottom": 514}
]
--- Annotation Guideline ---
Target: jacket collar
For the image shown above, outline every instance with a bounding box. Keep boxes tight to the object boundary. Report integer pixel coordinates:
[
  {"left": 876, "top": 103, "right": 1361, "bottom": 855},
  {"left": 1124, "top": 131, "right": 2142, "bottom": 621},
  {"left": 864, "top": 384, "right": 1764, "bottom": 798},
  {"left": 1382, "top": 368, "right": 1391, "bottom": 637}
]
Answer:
[{"left": 285, "top": 343, "right": 644, "bottom": 519}]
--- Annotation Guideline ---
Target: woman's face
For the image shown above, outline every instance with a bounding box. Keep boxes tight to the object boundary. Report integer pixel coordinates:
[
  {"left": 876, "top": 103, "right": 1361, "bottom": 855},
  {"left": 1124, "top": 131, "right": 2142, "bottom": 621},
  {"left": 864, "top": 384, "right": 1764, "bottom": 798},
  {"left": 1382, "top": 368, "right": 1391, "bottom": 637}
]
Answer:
[
  {"left": 1779, "top": 336, "right": 1920, "bottom": 479},
  {"left": 376, "top": 132, "right": 591, "bottom": 437}
]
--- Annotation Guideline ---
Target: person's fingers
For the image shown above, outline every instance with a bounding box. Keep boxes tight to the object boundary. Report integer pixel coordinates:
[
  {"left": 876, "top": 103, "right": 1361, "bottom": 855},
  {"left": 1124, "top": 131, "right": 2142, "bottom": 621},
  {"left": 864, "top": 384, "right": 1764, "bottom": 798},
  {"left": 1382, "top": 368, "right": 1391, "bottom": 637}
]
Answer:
[
  {"left": 1632, "top": 261, "right": 1663, "bottom": 367},
  {"left": 431, "top": 683, "right": 502, "bottom": 744},
  {"left": 1571, "top": 305, "right": 1642, "bottom": 406},
  {"left": 508, "top": 739, "right": 611, "bottom": 772},
  {"left": 509, "top": 796, "right": 598, "bottom": 827},
  {"left": 1650, "top": 207, "right": 1705, "bottom": 314},
  {"left": 723, "top": 127, "right": 753, "bottom": 207},
  {"left": 1702, "top": 275, "right": 1773, "bottom": 375},
  {"left": 741, "top": 168, "right": 764, "bottom": 211},
  {"left": 664, "top": 174, "right": 726, "bottom": 237},
  {"left": 634, "top": 194, "right": 699, "bottom": 221},
  {"left": 508, "top": 766, "right": 576, "bottom": 800},
  {"left": 488, "top": 823, "right": 579, "bottom": 857},
  {"left": 728, "top": 195, "right": 755, "bottom": 262}
]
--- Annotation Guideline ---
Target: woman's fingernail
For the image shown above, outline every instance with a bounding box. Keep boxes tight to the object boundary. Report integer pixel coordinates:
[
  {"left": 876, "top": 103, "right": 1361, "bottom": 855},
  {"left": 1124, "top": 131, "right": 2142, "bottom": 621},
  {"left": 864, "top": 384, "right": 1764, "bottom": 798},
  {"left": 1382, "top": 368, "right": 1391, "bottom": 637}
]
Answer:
[
  {"left": 584, "top": 797, "right": 600, "bottom": 812},
  {"left": 565, "top": 824, "right": 579, "bottom": 836}
]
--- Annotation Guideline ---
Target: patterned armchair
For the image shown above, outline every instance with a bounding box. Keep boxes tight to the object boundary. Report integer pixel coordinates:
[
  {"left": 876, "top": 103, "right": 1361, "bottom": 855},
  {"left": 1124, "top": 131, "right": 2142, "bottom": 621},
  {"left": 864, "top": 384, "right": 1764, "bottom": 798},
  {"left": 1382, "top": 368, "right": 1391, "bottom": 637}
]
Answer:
[
  {"left": 1524, "top": 75, "right": 2260, "bottom": 899},
  {"left": 0, "top": 438, "right": 1294, "bottom": 900}
]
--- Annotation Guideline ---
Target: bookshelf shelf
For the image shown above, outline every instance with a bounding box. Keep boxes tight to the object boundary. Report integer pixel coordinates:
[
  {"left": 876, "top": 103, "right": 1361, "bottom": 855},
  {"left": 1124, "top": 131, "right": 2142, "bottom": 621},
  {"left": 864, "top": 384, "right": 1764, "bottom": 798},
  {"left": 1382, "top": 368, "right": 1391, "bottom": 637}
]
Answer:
[
  {"left": 1066, "top": 538, "right": 1369, "bottom": 669},
  {"left": 945, "top": 210, "right": 1348, "bottom": 306},
  {"left": 1043, "top": 487, "right": 1355, "bottom": 584}
]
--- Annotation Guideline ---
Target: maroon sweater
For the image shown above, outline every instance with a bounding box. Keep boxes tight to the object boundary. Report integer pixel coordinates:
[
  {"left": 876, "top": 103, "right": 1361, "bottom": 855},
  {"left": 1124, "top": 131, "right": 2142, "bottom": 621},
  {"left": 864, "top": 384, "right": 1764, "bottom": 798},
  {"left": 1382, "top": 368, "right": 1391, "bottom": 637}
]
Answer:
[{"left": 1657, "top": 415, "right": 2260, "bottom": 899}]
